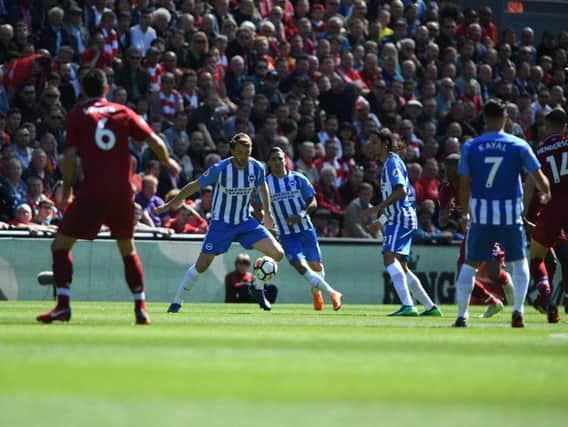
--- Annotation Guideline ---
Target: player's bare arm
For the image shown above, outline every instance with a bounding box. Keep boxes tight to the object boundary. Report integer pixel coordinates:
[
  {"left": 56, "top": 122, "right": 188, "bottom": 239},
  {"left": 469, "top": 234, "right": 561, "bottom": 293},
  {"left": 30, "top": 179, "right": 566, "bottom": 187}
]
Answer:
[
  {"left": 375, "top": 184, "right": 406, "bottom": 218},
  {"left": 259, "top": 182, "right": 275, "bottom": 230},
  {"left": 530, "top": 169, "right": 552, "bottom": 204},
  {"left": 522, "top": 177, "right": 536, "bottom": 223},
  {"left": 145, "top": 132, "right": 181, "bottom": 177},
  {"left": 288, "top": 196, "right": 317, "bottom": 225},
  {"left": 458, "top": 174, "right": 472, "bottom": 219},
  {"left": 61, "top": 146, "right": 78, "bottom": 210},
  {"left": 154, "top": 179, "right": 201, "bottom": 215}
]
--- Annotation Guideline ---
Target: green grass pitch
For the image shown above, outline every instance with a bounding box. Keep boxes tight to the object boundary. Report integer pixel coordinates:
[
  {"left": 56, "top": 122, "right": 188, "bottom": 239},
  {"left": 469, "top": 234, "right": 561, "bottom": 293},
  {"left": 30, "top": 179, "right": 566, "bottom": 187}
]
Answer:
[{"left": 1, "top": 302, "right": 567, "bottom": 427}]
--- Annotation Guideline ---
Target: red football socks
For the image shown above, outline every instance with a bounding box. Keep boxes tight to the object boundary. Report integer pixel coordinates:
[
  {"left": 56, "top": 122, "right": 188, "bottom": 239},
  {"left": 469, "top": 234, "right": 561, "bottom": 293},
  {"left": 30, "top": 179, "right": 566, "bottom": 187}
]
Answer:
[
  {"left": 530, "top": 258, "right": 551, "bottom": 296},
  {"left": 123, "top": 253, "right": 145, "bottom": 310},
  {"left": 52, "top": 249, "right": 72, "bottom": 309}
]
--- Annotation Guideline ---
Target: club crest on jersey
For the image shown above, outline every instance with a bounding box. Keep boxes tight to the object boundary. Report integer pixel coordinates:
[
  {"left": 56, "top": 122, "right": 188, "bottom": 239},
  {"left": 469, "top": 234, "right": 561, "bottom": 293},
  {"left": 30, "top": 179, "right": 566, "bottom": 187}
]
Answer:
[
  {"left": 248, "top": 174, "right": 255, "bottom": 182},
  {"left": 288, "top": 178, "right": 297, "bottom": 188}
]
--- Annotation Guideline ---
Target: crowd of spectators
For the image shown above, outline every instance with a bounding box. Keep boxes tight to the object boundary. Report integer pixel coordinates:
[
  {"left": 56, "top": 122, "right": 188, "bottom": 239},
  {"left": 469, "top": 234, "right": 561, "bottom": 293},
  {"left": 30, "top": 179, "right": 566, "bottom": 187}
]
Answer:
[{"left": 0, "top": 0, "right": 567, "bottom": 241}]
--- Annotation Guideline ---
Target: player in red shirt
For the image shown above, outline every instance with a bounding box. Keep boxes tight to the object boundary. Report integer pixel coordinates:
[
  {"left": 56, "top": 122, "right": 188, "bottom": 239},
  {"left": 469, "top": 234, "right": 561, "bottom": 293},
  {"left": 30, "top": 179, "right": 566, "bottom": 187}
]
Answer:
[
  {"left": 525, "top": 189, "right": 568, "bottom": 315},
  {"left": 524, "top": 109, "right": 568, "bottom": 323},
  {"left": 439, "top": 154, "right": 514, "bottom": 317},
  {"left": 36, "top": 69, "right": 180, "bottom": 325}
]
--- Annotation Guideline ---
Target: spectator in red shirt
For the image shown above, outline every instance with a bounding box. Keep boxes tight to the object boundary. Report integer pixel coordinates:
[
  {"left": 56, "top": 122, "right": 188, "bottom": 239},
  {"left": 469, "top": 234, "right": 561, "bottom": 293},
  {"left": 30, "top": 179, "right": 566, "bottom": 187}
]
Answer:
[
  {"left": 3, "top": 53, "right": 51, "bottom": 101},
  {"left": 225, "top": 253, "right": 278, "bottom": 303},
  {"left": 8, "top": 202, "right": 34, "bottom": 227},
  {"left": 81, "top": 32, "right": 114, "bottom": 70},
  {"left": 314, "top": 139, "right": 346, "bottom": 187},
  {"left": 164, "top": 204, "right": 208, "bottom": 234},
  {"left": 337, "top": 50, "right": 369, "bottom": 92},
  {"left": 314, "top": 166, "right": 345, "bottom": 217},
  {"left": 479, "top": 6, "right": 498, "bottom": 46},
  {"left": 414, "top": 158, "right": 441, "bottom": 205}
]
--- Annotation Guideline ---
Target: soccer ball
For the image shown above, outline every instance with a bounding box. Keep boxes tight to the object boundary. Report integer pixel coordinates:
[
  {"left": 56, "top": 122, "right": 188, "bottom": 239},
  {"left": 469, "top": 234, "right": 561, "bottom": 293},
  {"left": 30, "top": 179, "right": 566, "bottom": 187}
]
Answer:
[{"left": 254, "top": 256, "right": 278, "bottom": 282}]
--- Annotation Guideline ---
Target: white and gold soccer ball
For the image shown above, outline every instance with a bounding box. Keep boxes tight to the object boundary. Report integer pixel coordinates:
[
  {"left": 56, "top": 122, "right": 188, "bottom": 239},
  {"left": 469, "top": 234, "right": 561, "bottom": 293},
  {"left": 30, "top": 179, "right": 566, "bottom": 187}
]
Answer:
[{"left": 253, "top": 256, "right": 278, "bottom": 282}]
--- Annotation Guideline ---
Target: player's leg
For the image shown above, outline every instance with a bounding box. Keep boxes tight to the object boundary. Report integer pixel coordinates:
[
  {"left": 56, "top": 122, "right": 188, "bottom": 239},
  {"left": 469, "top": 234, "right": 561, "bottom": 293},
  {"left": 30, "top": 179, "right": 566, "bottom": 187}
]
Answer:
[
  {"left": 385, "top": 253, "right": 418, "bottom": 316},
  {"left": 37, "top": 233, "right": 76, "bottom": 323},
  {"left": 106, "top": 198, "right": 151, "bottom": 323},
  {"left": 300, "top": 230, "right": 342, "bottom": 310},
  {"left": 243, "top": 220, "right": 283, "bottom": 311},
  {"left": 485, "top": 262, "right": 514, "bottom": 305},
  {"left": 454, "top": 224, "right": 487, "bottom": 326},
  {"left": 530, "top": 210, "right": 561, "bottom": 321},
  {"left": 554, "top": 238, "right": 568, "bottom": 312},
  {"left": 474, "top": 261, "right": 505, "bottom": 316},
  {"left": 251, "top": 236, "right": 283, "bottom": 311},
  {"left": 36, "top": 198, "right": 102, "bottom": 323},
  {"left": 383, "top": 224, "right": 416, "bottom": 316},
  {"left": 169, "top": 221, "right": 235, "bottom": 312},
  {"left": 504, "top": 224, "right": 532, "bottom": 327},
  {"left": 281, "top": 232, "right": 324, "bottom": 310},
  {"left": 383, "top": 224, "right": 418, "bottom": 316},
  {"left": 251, "top": 236, "right": 285, "bottom": 262},
  {"left": 487, "top": 243, "right": 515, "bottom": 304},
  {"left": 168, "top": 252, "right": 216, "bottom": 312},
  {"left": 530, "top": 240, "right": 553, "bottom": 306},
  {"left": 307, "top": 261, "right": 325, "bottom": 310},
  {"left": 401, "top": 257, "right": 441, "bottom": 316},
  {"left": 116, "top": 239, "right": 150, "bottom": 324},
  {"left": 530, "top": 242, "right": 560, "bottom": 322}
]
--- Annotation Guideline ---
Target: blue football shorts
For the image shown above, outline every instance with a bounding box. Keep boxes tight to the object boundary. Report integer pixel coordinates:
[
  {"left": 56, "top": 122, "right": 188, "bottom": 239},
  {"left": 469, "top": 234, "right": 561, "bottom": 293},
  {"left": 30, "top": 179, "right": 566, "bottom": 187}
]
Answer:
[
  {"left": 465, "top": 223, "right": 527, "bottom": 262},
  {"left": 382, "top": 223, "right": 415, "bottom": 259},
  {"left": 280, "top": 228, "right": 322, "bottom": 264},
  {"left": 201, "top": 218, "right": 272, "bottom": 255}
]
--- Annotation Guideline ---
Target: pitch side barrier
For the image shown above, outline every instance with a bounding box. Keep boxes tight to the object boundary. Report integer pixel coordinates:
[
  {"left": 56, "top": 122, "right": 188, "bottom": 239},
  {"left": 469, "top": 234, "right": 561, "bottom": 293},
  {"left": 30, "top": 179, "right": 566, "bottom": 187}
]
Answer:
[{"left": 0, "top": 231, "right": 461, "bottom": 304}]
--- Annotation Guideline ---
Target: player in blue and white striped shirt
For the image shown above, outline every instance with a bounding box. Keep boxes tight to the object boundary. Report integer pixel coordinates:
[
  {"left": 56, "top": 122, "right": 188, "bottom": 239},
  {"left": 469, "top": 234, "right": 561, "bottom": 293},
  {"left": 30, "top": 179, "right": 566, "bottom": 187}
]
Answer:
[
  {"left": 455, "top": 99, "right": 551, "bottom": 327},
  {"left": 366, "top": 129, "right": 441, "bottom": 317},
  {"left": 260, "top": 147, "right": 343, "bottom": 311},
  {"left": 155, "top": 133, "right": 284, "bottom": 312}
]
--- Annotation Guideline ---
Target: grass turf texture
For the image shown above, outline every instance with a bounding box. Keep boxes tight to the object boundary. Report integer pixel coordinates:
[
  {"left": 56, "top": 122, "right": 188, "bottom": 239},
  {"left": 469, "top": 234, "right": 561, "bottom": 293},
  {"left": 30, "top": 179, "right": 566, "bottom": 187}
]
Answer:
[{"left": 1, "top": 302, "right": 567, "bottom": 427}]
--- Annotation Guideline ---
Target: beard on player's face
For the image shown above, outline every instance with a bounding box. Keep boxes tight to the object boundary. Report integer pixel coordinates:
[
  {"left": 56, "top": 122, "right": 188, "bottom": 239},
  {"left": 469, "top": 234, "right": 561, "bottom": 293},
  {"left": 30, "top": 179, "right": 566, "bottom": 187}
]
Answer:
[{"left": 231, "top": 144, "right": 251, "bottom": 166}]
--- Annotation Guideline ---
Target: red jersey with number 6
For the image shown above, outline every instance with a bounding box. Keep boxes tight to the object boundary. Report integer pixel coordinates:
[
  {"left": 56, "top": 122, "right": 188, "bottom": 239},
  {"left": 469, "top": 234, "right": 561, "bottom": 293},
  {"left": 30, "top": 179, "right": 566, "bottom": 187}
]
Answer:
[
  {"left": 536, "top": 133, "right": 568, "bottom": 199},
  {"left": 65, "top": 98, "right": 153, "bottom": 199}
]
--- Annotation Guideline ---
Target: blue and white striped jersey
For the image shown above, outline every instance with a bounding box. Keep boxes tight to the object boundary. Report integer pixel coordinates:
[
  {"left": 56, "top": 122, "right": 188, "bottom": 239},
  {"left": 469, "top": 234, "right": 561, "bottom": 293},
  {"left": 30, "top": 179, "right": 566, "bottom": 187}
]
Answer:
[
  {"left": 198, "top": 157, "right": 265, "bottom": 225},
  {"left": 458, "top": 131, "right": 541, "bottom": 225},
  {"left": 380, "top": 153, "right": 417, "bottom": 229},
  {"left": 266, "top": 170, "right": 315, "bottom": 235}
]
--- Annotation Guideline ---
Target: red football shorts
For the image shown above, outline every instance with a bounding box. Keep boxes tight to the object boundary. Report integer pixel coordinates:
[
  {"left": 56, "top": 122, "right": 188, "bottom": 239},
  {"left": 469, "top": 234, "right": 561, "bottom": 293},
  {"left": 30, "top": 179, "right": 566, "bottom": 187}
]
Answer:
[
  {"left": 59, "top": 195, "right": 135, "bottom": 240},
  {"left": 533, "top": 201, "right": 568, "bottom": 248}
]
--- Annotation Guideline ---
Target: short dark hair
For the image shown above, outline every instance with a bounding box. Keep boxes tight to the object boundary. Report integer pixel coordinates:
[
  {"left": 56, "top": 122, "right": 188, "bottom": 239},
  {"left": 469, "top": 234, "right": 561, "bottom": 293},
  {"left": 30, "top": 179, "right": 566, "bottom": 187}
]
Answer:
[
  {"left": 81, "top": 68, "right": 107, "bottom": 98},
  {"left": 545, "top": 108, "right": 568, "bottom": 129},
  {"left": 483, "top": 98, "right": 506, "bottom": 119}
]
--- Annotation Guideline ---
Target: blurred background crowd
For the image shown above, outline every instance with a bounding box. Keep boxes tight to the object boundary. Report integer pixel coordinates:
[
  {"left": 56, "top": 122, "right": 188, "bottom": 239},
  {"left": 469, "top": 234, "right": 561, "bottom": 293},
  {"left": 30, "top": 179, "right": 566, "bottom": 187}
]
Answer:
[{"left": 0, "top": 0, "right": 566, "bottom": 241}]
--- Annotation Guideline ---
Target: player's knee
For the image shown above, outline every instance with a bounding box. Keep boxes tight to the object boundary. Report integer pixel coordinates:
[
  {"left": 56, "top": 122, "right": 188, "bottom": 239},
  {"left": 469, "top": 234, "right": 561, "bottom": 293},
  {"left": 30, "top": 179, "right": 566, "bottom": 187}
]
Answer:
[
  {"left": 271, "top": 247, "right": 284, "bottom": 262},
  {"left": 293, "top": 261, "right": 308, "bottom": 275},
  {"left": 530, "top": 239, "right": 548, "bottom": 259}
]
